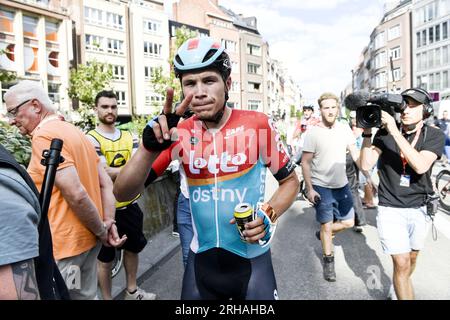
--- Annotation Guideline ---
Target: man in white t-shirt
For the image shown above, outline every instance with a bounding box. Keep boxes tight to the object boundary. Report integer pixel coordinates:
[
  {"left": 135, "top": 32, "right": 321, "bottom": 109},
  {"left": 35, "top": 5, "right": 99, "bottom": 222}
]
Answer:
[{"left": 301, "top": 92, "right": 360, "bottom": 282}]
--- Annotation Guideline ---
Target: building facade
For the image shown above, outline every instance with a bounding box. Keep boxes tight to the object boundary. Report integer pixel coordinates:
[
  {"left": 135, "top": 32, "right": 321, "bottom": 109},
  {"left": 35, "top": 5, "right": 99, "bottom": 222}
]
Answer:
[
  {"left": 68, "top": 0, "right": 170, "bottom": 115},
  {"left": 413, "top": 0, "right": 450, "bottom": 98},
  {"left": 0, "top": 0, "right": 72, "bottom": 113},
  {"left": 368, "top": 0, "right": 413, "bottom": 94}
]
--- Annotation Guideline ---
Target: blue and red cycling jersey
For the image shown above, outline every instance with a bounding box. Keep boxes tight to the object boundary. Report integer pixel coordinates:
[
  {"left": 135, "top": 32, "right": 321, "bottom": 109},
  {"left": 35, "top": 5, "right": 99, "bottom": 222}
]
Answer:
[{"left": 157, "top": 109, "right": 294, "bottom": 259}]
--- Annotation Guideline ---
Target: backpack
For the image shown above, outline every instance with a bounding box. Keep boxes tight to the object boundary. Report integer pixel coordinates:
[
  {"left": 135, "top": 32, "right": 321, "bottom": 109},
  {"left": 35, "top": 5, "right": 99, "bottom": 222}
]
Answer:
[{"left": 0, "top": 144, "right": 70, "bottom": 300}]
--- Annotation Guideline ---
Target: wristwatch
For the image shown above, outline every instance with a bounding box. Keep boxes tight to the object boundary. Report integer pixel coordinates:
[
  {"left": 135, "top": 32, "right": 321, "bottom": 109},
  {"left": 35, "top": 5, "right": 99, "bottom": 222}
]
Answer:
[{"left": 261, "top": 203, "right": 278, "bottom": 223}]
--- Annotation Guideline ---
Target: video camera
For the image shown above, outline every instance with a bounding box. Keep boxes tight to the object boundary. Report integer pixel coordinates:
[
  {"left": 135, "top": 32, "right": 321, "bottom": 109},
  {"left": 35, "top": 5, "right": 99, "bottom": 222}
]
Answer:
[{"left": 344, "top": 91, "right": 406, "bottom": 128}]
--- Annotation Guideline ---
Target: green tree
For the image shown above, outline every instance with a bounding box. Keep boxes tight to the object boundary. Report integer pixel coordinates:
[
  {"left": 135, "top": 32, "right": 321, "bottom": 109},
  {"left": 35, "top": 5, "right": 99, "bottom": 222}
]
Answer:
[
  {"left": 0, "top": 49, "right": 17, "bottom": 83},
  {"left": 68, "top": 59, "right": 113, "bottom": 131},
  {"left": 149, "top": 26, "right": 197, "bottom": 115},
  {"left": 0, "top": 121, "right": 31, "bottom": 167}
]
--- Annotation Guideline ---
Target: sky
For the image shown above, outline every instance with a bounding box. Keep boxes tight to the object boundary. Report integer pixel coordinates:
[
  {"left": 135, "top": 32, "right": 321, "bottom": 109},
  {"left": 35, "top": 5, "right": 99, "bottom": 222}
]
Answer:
[{"left": 215, "top": 0, "right": 389, "bottom": 105}]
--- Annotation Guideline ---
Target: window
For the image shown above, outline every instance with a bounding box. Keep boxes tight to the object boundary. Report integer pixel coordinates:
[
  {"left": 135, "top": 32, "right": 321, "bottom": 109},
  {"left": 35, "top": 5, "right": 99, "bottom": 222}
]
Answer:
[
  {"left": 45, "top": 21, "right": 58, "bottom": 42},
  {"left": 248, "top": 100, "right": 261, "bottom": 111},
  {"left": 0, "top": 10, "right": 14, "bottom": 33},
  {"left": 374, "top": 51, "right": 386, "bottom": 69},
  {"left": 374, "top": 72, "right": 386, "bottom": 88},
  {"left": 47, "top": 51, "right": 59, "bottom": 69},
  {"left": 436, "top": 72, "right": 441, "bottom": 90},
  {"left": 221, "top": 39, "right": 236, "bottom": 52},
  {"left": 24, "top": 46, "right": 38, "bottom": 72},
  {"left": 443, "top": 21, "right": 448, "bottom": 40},
  {"left": 390, "top": 46, "right": 401, "bottom": 60},
  {"left": 248, "top": 82, "right": 261, "bottom": 92},
  {"left": 107, "top": 39, "right": 124, "bottom": 55},
  {"left": 85, "top": 34, "right": 104, "bottom": 51},
  {"left": 422, "top": 52, "right": 428, "bottom": 70},
  {"left": 417, "top": 32, "right": 421, "bottom": 48},
  {"left": 444, "top": 45, "right": 449, "bottom": 65},
  {"left": 23, "top": 16, "right": 38, "bottom": 38},
  {"left": 416, "top": 53, "right": 421, "bottom": 72},
  {"left": 0, "top": 42, "right": 16, "bottom": 71},
  {"left": 246, "top": 44, "right": 261, "bottom": 56},
  {"left": 374, "top": 32, "right": 385, "bottom": 49},
  {"left": 436, "top": 24, "right": 441, "bottom": 42},
  {"left": 144, "top": 66, "right": 157, "bottom": 80},
  {"left": 143, "top": 19, "right": 161, "bottom": 34},
  {"left": 48, "top": 83, "right": 60, "bottom": 103},
  {"left": 231, "top": 81, "right": 239, "bottom": 92},
  {"left": 232, "top": 61, "right": 239, "bottom": 71},
  {"left": 429, "top": 49, "right": 435, "bottom": 68},
  {"left": 388, "top": 25, "right": 400, "bottom": 40},
  {"left": 84, "top": 7, "right": 103, "bottom": 26},
  {"left": 247, "top": 63, "right": 261, "bottom": 74},
  {"left": 430, "top": 73, "right": 435, "bottom": 90},
  {"left": 116, "top": 91, "right": 126, "bottom": 106},
  {"left": 145, "top": 91, "right": 163, "bottom": 106},
  {"left": 392, "top": 68, "right": 401, "bottom": 81},
  {"left": 422, "top": 30, "right": 427, "bottom": 46},
  {"left": 144, "top": 41, "right": 162, "bottom": 58},
  {"left": 436, "top": 48, "right": 441, "bottom": 66},
  {"left": 444, "top": 71, "right": 448, "bottom": 89},
  {"left": 429, "top": 27, "right": 434, "bottom": 44},
  {"left": 227, "top": 102, "right": 239, "bottom": 109},
  {"left": 113, "top": 65, "right": 125, "bottom": 81},
  {"left": 106, "top": 12, "right": 123, "bottom": 30}
]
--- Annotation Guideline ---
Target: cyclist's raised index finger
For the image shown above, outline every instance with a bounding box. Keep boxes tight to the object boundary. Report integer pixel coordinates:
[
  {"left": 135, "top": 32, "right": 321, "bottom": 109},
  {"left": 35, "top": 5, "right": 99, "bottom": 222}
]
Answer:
[
  {"left": 175, "top": 93, "right": 193, "bottom": 117},
  {"left": 162, "top": 88, "right": 174, "bottom": 115}
]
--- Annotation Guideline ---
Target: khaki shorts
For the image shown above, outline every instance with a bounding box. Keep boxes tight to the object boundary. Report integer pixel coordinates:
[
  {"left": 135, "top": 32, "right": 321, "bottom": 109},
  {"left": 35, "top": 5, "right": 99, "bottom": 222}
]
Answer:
[
  {"left": 56, "top": 242, "right": 101, "bottom": 300},
  {"left": 377, "top": 206, "right": 431, "bottom": 255}
]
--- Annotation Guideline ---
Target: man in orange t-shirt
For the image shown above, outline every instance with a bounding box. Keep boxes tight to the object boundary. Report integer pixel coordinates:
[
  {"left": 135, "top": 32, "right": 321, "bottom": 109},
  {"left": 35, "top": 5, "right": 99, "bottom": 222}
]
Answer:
[{"left": 4, "top": 81, "right": 126, "bottom": 300}]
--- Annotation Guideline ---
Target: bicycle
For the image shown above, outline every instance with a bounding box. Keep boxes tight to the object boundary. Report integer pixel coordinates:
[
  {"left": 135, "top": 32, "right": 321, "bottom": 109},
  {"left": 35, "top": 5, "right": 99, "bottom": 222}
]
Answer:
[
  {"left": 435, "top": 167, "right": 450, "bottom": 212},
  {"left": 111, "top": 249, "right": 124, "bottom": 278}
]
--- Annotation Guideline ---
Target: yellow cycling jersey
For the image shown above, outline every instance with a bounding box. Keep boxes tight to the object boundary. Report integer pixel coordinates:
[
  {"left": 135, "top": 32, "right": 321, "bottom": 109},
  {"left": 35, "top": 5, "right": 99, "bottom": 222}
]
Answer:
[{"left": 87, "top": 129, "right": 140, "bottom": 208}]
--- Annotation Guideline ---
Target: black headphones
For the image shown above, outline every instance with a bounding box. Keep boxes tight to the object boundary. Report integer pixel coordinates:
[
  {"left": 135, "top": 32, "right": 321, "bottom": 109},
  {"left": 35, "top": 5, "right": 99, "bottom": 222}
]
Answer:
[{"left": 416, "top": 88, "right": 434, "bottom": 119}]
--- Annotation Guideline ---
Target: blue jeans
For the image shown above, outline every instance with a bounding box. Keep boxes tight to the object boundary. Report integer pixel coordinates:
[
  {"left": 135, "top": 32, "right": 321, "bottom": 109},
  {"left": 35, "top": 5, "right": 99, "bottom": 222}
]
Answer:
[{"left": 177, "top": 193, "right": 193, "bottom": 268}]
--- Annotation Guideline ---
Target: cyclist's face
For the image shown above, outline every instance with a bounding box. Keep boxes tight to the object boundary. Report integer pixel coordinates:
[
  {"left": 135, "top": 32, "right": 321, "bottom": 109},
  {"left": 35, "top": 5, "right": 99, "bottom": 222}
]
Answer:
[
  {"left": 303, "top": 109, "right": 313, "bottom": 118},
  {"left": 182, "top": 70, "right": 230, "bottom": 122},
  {"left": 319, "top": 99, "right": 339, "bottom": 126}
]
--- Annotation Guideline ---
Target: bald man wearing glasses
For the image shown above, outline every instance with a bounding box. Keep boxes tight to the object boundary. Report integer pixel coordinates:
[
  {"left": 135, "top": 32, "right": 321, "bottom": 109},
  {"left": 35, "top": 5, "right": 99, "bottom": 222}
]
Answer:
[{"left": 4, "top": 80, "right": 126, "bottom": 300}]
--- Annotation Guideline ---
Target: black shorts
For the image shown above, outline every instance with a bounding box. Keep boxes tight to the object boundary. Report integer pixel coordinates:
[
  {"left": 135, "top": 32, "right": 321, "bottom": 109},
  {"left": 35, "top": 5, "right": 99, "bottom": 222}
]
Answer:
[
  {"left": 181, "top": 248, "right": 278, "bottom": 300},
  {"left": 97, "top": 203, "right": 147, "bottom": 263}
]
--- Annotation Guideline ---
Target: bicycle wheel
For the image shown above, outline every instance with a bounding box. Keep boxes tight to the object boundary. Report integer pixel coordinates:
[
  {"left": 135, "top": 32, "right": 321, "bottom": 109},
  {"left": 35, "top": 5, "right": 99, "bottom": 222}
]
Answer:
[
  {"left": 111, "top": 249, "right": 124, "bottom": 278},
  {"left": 435, "top": 169, "right": 450, "bottom": 212}
]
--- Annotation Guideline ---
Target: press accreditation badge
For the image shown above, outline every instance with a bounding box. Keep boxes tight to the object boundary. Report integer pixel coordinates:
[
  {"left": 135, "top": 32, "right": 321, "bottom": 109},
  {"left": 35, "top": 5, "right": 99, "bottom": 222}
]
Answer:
[{"left": 400, "top": 175, "right": 411, "bottom": 187}]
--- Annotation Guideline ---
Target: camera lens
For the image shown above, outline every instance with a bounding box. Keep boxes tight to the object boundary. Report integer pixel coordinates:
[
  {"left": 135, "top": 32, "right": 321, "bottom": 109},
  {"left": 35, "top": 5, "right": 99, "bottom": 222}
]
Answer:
[{"left": 356, "top": 105, "right": 381, "bottom": 128}]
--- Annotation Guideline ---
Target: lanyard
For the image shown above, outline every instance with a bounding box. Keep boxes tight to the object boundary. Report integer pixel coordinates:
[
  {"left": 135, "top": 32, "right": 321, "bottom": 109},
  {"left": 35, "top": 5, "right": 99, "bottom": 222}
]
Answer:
[{"left": 400, "top": 123, "right": 423, "bottom": 175}]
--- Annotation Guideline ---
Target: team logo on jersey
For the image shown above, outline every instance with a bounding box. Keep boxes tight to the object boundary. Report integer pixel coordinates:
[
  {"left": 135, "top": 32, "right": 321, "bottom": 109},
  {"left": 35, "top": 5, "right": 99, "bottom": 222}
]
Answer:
[
  {"left": 189, "top": 151, "right": 247, "bottom": 174},
  {"left": 110, "top": 153, "right": 126, "bottom": 167}
]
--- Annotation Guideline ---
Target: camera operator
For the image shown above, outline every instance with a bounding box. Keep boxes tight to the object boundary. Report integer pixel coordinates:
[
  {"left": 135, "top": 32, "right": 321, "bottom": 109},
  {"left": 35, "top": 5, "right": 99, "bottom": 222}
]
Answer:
[{"left": 359, "top": 88, "right": 445, "bottom": 300}]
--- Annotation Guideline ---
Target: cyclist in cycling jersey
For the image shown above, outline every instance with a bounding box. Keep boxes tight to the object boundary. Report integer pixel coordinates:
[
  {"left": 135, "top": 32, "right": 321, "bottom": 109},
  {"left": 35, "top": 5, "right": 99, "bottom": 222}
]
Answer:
[{"left": 114, "top": 37, "right": 299, "bottom": 300}]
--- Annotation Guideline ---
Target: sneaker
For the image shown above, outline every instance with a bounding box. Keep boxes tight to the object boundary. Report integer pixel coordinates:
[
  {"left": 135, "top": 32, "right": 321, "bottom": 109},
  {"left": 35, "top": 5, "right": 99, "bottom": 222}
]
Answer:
[
  {"left": 387, "top": 284, "right": 397, "bottom": 300},
  {"left": 125, "top": 287, "right": 157, "bottom": 300},
  {"left": 353, "top": 226, "right": 363, "bottom": 233},
  {"left": 323, "top": 255, "right": 336, "bottom": 282},
  {"left": 172, "top": 231, "right": 180, "bottom": 238}
]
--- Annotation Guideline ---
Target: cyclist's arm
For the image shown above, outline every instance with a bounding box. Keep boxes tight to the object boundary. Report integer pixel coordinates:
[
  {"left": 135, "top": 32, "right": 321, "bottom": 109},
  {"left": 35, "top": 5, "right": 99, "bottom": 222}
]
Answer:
[
  {"left": 114, "top": 142, "right": 160, "bottom": 202},
  {"left": 266, "top": 170, "right": 299, "bottom": 218},
  {"left": 144, "top": 148, "right": 173, "bottom": 187}
]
